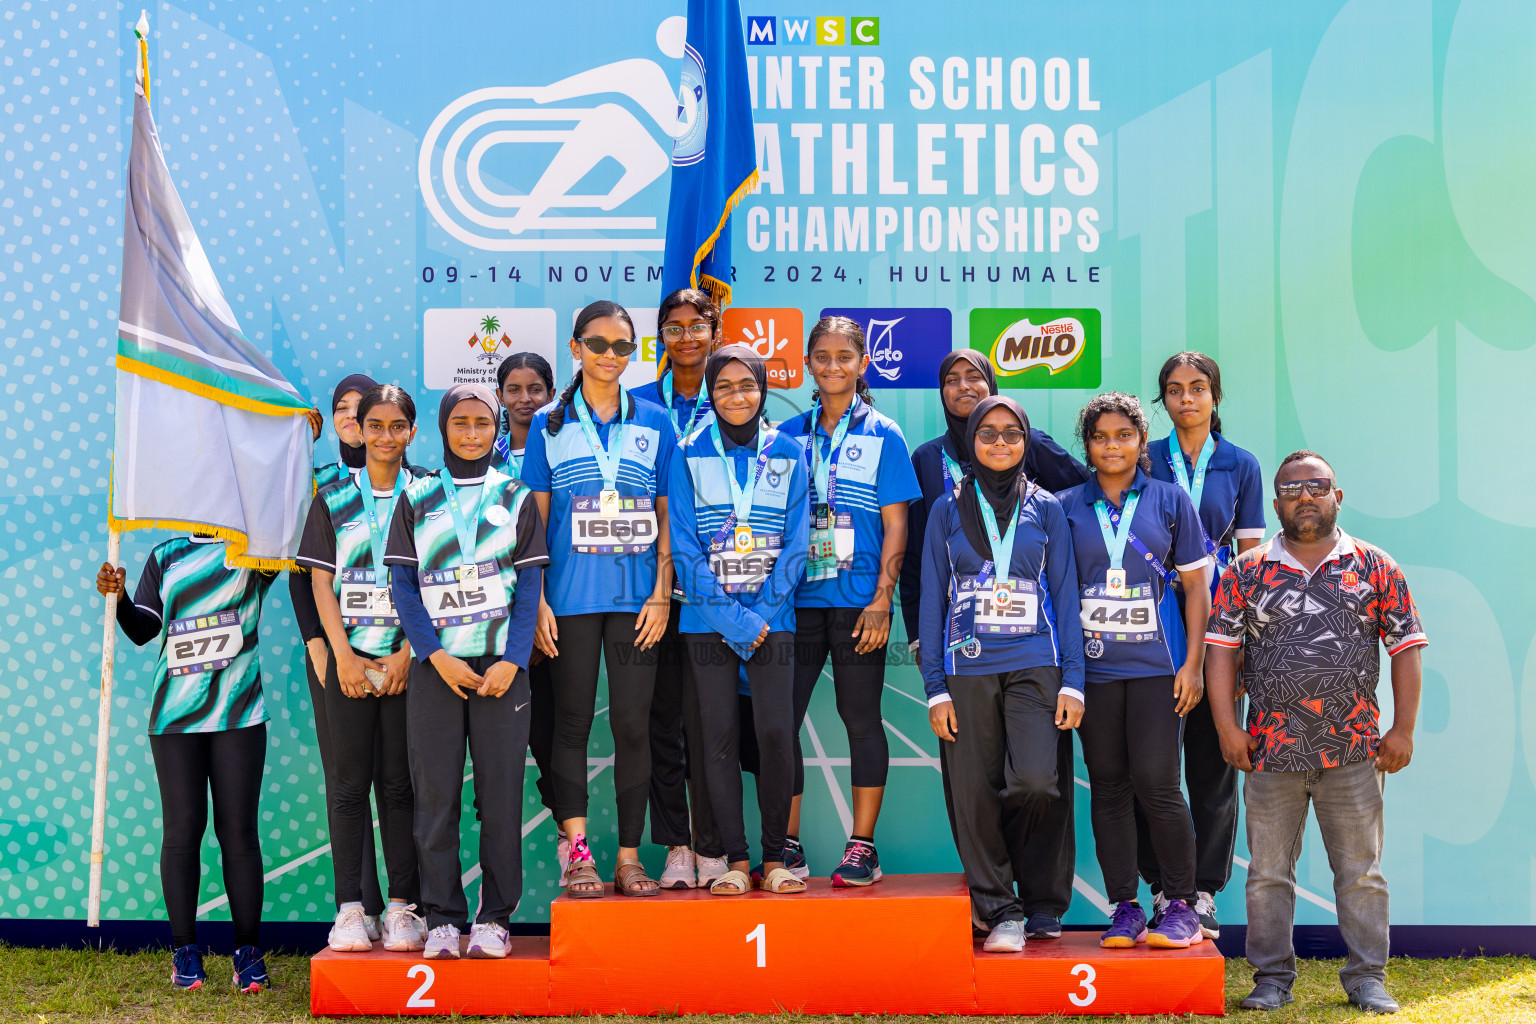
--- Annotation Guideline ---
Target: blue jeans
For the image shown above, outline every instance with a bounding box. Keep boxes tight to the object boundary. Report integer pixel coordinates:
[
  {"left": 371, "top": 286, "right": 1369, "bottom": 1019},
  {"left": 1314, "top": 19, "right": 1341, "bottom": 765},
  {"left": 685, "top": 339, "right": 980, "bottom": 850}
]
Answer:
[{"left": 1243, "top": 758, "right": 1388, "bottom": 995}]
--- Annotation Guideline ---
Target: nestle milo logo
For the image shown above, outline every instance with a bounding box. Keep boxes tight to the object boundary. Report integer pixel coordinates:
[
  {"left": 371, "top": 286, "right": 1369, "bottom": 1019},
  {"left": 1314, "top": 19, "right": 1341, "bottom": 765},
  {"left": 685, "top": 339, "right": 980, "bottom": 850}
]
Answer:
[{"left": 970, "top": 308, "right": 1101, "bottom": 390}]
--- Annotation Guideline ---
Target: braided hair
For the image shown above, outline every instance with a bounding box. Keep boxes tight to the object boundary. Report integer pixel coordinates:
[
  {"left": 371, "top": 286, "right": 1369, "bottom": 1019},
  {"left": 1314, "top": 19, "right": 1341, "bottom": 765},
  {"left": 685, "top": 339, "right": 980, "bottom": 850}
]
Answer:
[
  {"left": 547, "top": 300, "right": 637, "bottom": 435},
  {"left": 806, "top": 315, "right": 874, "bottom": 408}
]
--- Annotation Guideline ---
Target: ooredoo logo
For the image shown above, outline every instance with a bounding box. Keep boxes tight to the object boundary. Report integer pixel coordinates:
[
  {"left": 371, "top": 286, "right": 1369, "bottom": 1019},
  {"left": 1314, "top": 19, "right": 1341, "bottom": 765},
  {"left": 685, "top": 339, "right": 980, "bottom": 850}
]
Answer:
[
  {"left": 970, "top": 308, "right": 1101, "bottom": 390},
  {"left": 721, "top": 307, "right": 804, "bottom": 389}
]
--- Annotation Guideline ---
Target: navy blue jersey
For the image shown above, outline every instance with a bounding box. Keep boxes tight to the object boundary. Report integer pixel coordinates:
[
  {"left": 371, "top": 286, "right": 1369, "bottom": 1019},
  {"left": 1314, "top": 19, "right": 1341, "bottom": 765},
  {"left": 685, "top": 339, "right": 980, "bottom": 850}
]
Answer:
[
  {"left": 1146, "top": 433, "right": 1265, "bottom": 565},
  {"left": 1058, "top": 471, "right": 1209, "bottom": 682},
  {"left": 901, "top": 428, "right": 1088, "bottom": 641},
  {"left": 917, "top": 485, "right": 1084, "bottom": 704}
]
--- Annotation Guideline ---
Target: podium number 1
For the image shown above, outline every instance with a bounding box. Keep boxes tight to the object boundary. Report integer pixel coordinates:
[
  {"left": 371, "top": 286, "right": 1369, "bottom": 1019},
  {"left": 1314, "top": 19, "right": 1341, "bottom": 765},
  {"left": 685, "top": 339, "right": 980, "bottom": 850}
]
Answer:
[
  {"left": 1068, "top": 963, "right": 1097, "bottom": 1007},
  {"left": 745, "top": 923, "right": 766, "bottom": 968}
]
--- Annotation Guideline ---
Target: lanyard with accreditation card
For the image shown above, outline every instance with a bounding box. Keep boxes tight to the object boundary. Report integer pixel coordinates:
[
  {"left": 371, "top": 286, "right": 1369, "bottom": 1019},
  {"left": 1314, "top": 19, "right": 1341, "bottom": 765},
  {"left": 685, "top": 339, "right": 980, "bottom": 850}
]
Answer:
[
  {"left": 1093, "top": 489, "right": 1180, "bottom": 594},
  {"left": 945, "top": 483, "right": 1021, "bottom": 656},
  {"left": 573, "top": 387, "right": 629, "bottom": 516},
  {"left": 439, "top": 469, "right": 491, "bottom": 585},
  {"left": 661, "top": 370, "right": 712, "bottom": 442},
  {"left": 1165, "top": 431, "right": 1219, "bottom": 557},
  {"left": 708, "top": 421, "right": 775, "bottom": 554},
  {"left": 356, "top": 468, "right": 406, "bottom": 611},
  {"left": 805, "top": 399, "right": 854, "bottom": 580}
]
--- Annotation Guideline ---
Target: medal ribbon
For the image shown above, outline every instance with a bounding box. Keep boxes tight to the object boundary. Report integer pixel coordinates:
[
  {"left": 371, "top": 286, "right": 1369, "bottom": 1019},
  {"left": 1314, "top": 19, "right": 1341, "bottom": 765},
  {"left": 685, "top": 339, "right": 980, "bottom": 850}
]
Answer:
[
  {"left": 1165, "top": 432, "right": 1219, "bottom": 556},
  {"left": 440, "top": 469, "right": 492, "bottom": 570},
  {"left": 805, "top": 398, "right": 854, "bottom": 510},
  {"left": 573, "top": 387, "right": 629, "bottom": 491},
  {"left": 708, "top": 422, "right": 775, "bottom": 548},
  {"left": 355, "top": 468, "right": 405, "bottom": 590},
  {"left": 973, "top": 481, "right": 1019, "bottom": 591},
  {"left": 940, "top": 444, "right": 964, "bottom": 490},
  {"left": 1095, "top": 490, "right": 1180, "bottom": 585},
  {"left": 661, "top": 370, "right": 711, "bottom": 442}
]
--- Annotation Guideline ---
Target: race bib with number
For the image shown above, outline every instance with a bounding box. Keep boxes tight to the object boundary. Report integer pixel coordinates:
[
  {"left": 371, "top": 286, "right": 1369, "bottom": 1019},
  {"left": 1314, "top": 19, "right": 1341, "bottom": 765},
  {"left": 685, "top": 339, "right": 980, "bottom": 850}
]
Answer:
[
  {"left": 420, "top": 560, "right": 509, "bottom": 630},
  {"left": 946, "top": 575, "right": 1039, "bottom": 652},
  {"left": 805, "top": 506, "right": 855, "bottom": 582},
  {"left": 571, "top": 494, "right": 659, "bottom": 554},
  {"left": 1079, "top": 584, "right": 1160, "bottom": 643},
  {"left": 708, "top": 532, "right": 783, "bottom": 594},
  {"left": 338, "top": 567, "right": 400, "bottom": 627},
  {"left": 166, "top": 610, "right": 244, "bottom": 676}
]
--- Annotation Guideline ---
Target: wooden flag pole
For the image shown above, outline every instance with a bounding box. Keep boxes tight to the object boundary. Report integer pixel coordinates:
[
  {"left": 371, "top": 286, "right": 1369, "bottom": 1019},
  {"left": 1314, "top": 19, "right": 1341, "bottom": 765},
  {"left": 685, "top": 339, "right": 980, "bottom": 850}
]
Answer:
[{"left": 87, "top": 528, "right": 121, "bottom": 928}]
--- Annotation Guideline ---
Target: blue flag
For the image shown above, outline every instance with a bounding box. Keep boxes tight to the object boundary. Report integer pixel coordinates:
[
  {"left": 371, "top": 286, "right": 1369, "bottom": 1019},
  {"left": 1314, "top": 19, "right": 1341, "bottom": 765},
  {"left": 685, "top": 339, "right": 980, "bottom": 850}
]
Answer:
[{"left": 660, "top": 0, "right": 758, "bottom": 316}]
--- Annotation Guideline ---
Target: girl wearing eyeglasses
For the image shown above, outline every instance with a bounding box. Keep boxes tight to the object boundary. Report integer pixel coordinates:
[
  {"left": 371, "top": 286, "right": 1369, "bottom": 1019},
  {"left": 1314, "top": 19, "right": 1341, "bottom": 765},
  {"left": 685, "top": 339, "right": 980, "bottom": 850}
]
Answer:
[
  {"left": 630, "top": 289, "right": 727, "bottom": 891},
  {"left": 668, "top": 344, "right": 809, "bottom": 897},
  {"left": 1137, "top": 351, "right": 1266, "bottom": 939},
  {"left": 780, "top": 316, "right": 921, "bottom": 887},
  {"left": 523, "top": 300, "right": 677, "bottom": 898},
  {"left": 1056, "top": 392, "right": 1210, "bottom": 951},
  {"left": 901, "top": 353, "right": 1088, "bottom": 941},
  {"left": 918, "top": 396, "right": 1083, "bottom": 954}
]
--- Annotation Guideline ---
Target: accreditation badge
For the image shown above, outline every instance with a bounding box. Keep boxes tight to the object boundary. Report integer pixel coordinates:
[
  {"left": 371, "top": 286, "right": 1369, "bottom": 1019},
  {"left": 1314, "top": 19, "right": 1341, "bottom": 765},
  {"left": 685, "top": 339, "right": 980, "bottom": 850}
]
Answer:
[
  {"left": 599, "top": 489, "right": 621, "bottom": 518},
  {"left": 1105, "top": 568, "right": 1127, "bottom": 598},
  {"left": 734, "top": 524, "right": 755, "bottom": 555}
]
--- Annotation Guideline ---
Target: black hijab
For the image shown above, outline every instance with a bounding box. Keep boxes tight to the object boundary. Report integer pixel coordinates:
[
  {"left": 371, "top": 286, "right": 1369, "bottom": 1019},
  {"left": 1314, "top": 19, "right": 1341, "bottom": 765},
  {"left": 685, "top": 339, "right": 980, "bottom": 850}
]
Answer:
[
  {"left": 957, "top": 396, "right": 1033, "bottom": 556},
  {"left": 331, "top": 373, "right": 377, "bottom": 469},
  {"left": 438, "top": 383, "right": 500, "bottom": 480},
  {"left": 937, "top": 351, "right": 997, "bottom": 462},
  {"left": 704, "top": 344, "right": 767, "bottom": 447}
]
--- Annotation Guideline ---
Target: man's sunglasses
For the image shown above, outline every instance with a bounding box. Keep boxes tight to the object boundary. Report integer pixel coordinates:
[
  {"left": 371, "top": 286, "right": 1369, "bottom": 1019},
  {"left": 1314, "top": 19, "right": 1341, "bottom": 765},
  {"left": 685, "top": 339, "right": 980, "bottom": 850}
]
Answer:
[
  {"left": 577, "top": 336, "right": 638, "bottom": 357},
  {"left": 976, "top": 428, "right": 1027, "bottom": 446},
  {"left": 1275, "top": 478, "right": 1334, "bottom": 500}
]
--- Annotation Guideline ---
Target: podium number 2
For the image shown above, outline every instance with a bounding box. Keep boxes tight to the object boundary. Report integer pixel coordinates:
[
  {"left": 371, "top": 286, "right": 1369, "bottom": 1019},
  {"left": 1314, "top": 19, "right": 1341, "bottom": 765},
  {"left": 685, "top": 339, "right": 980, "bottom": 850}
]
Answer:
[
  {"left": 406, "top": 964, "right": 436, "bottom": 1008},
  {"left": 1068, "top": 963, "right": 1097, "bottom": 1007},
  {"left": 745, "top": 923, "right": 766, "bottom": 968}
]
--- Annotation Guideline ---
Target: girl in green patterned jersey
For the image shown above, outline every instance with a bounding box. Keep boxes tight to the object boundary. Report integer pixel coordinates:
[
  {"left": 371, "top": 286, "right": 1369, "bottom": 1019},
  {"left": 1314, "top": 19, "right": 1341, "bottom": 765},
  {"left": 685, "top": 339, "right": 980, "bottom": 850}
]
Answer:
[
  {"left": 96, "top": 535, "right": 279, "bottom": 992},
  {"left": 298, "top": 384, "right": 430, "bottom": 955}
]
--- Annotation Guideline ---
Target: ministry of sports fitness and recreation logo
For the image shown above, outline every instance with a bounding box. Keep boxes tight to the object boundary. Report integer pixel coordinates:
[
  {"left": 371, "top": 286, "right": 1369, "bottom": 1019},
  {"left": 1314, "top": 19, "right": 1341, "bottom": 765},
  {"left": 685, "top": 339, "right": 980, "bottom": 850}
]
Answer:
[
  {"left": 418, "top": 17, "right": 699, "bottom": 253},
  {"left": 969, "top": 308, "right": 1102, "bottom": 390}
]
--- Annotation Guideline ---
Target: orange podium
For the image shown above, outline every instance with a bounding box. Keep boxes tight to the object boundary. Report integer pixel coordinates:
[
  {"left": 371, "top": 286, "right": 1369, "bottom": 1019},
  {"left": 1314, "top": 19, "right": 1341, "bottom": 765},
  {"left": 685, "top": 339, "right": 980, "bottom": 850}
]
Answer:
[{"left": 310, "top": 873, "right": 1225, "bottom": 1016}]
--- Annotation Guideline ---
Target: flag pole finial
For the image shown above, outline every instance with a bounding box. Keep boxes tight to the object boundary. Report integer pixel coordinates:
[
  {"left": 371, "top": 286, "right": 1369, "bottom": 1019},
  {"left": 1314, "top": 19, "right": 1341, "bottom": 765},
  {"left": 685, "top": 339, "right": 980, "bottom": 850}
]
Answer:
[{"left": 133, "top": 10, "right": 150, "bottom": 100}]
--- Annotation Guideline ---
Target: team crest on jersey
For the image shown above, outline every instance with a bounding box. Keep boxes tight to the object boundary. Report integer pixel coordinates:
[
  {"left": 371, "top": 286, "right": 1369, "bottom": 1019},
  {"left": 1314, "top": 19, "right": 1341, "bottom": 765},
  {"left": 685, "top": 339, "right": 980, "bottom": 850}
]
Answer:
[
  {"left": 1339, "top": 569, "right": 1364, "bottom": 592},
  {"left": 846, "top": 444, "right": 862, "bottom": 462},
  {"left": 635, "top": 435, "right": 649, "bottom": 453},
  {"left": 1085, "top": 637, "right": 1104, "bottom": 659},
  {"left": 767, "top": 471, "right": 782, "bottom": 487}
]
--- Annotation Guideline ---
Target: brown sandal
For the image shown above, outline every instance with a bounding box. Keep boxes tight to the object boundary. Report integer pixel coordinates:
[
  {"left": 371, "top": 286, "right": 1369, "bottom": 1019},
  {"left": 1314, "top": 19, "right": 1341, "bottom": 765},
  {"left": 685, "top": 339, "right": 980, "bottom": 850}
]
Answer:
[
  {"left": 614, "top": 860, "right": 661, "bottom": 897},
  {"left": 563, "top": 859, "right": 605, "bottom": 898}
]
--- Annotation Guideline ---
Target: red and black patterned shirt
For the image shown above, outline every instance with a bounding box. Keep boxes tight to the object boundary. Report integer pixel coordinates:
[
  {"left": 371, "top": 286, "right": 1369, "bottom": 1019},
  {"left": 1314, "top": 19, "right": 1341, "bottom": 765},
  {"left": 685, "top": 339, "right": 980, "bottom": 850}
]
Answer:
[{"left": 1205, "top": 530, "right": 1427, "bottom": 772}]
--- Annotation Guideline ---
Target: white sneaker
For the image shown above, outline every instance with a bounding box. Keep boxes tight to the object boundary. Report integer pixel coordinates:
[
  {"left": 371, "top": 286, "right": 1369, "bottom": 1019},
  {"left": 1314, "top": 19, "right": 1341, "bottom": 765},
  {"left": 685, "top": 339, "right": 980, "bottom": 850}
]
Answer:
[
  {"left": 465, "top": 921, "right": 510, "bottom": 959},
  {"left": 382, "top": 903, "right": 427, "bottom": 952},
  {"left": 424, "top": 924, "right": 461, "bottom": 960},
  {"left": 363, "top": 913, "right": 382, "bottom": 943},
  {"left": 695, "top": 855, "right": 729, "bottom": 889},
  {"left": 327, "top": 905, "right": 373, "bottom": 952},
  {"left": 660, "top": 847, "right": 697, "bottom": 890},
  {"left": 1151, "top": 890, "right": 1171, "bottom": 925},
  {"left": 983, "top": 919, "right": 1026, "bottom": 953}
]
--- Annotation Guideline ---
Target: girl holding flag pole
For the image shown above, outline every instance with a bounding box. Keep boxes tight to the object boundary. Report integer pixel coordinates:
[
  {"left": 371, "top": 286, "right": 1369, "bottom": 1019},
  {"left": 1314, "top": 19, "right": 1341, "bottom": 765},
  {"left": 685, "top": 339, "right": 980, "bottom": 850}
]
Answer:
[{"left": 668, "top": 345, "right": 809, "bottom": 896}]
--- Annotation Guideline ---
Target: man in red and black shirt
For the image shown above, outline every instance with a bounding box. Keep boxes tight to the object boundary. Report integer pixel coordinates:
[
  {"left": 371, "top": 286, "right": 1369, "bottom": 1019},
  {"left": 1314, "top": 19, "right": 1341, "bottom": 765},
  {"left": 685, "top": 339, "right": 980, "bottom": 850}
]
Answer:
[{"left": 1205, "top": 450, "right": 1426, "bottom": 1016}]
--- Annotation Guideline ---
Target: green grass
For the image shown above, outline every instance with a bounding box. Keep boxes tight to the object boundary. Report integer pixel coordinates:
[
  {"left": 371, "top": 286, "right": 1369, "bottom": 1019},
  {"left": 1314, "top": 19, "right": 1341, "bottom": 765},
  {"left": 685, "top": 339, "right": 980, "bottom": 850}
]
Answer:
[{"left": 4, "top": 947, "right": 1535, "bottom": 1022}]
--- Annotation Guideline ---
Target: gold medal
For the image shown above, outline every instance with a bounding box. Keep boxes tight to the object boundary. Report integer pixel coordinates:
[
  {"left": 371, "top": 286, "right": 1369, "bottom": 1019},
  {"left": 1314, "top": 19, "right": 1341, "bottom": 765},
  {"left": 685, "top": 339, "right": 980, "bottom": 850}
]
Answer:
[
  {"left": 734, "top": 524, "right": 755, "bottom": 554},
  {"left": 993, "top": 582, "right": 1012, "bottom": 610},
  {"left": 459, "top": 562, "right": 479, "bottom": 584},
  {"left": 372, "top": 588, "right": 393, "bottom": 614},
  {"left": 600, "top": 489, "right": 620, "bottom": 518},
  {"left": 1105, "top": 568, "right": 1126, "bottom": 597}
]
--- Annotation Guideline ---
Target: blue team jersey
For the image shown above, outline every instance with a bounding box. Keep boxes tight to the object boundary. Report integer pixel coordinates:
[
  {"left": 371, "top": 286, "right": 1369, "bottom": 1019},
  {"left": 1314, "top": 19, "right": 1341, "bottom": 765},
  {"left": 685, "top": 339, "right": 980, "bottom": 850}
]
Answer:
[
  {"left": 917, "top": 485, "right": 1084, "bottom": 703},
  {"left": 521, "top": 394, "right": 673, "bottom": 615},
  {"left": 1146, "top": 433, "right": 1266, "bottom": 566},
  {"left": 490, "top": 434, "right": 524, "bottom": 478},
  {"left": 667, "top": 424, "right": 809, "bottom": 654},
  {"left": 900, "top": 428, "right": 1089, "bottom": 641},
  {"left": 1058, "top": 471, "right": 1210, "bottom": 683},
  {"left": 781, "top": 396, "right": 921, "bottom": 609},
  {"left": 632, "top": 372, "right": 715, "bottom": 444}
]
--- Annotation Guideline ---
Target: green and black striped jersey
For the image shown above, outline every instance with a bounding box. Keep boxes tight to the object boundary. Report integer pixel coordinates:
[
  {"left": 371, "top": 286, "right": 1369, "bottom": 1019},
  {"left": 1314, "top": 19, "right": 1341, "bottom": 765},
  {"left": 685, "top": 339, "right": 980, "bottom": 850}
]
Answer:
[
  {"left": 129, "top": 536, "right": 277, "bottom": 735},
  {"left": 384, "top": 467, "right": 547, "bottom": 658},
  {"left": 297, "top": 465, "right": 430, "bottom": 657}
]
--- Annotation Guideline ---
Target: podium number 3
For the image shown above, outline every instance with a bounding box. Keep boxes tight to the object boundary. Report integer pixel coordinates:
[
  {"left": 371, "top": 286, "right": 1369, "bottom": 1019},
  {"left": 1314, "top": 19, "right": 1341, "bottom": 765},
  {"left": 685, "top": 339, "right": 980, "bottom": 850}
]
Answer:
[
  {"left": 407, "top": 964, "right": 436, "bottom": 1008},
  {"left": 745, "top": 923, "right": 766, "bottom": 968},
  {"left": 1069, "top": 963, "right": 1097, "bottom": 1007}
]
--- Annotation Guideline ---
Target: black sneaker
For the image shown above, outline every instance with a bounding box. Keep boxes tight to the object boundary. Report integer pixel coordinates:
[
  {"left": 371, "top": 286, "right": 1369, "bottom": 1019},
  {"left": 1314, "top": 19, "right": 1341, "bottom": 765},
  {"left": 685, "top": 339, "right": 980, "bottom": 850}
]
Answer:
[
  {"left": 1193, "top": 891, "right": 1220, "bottom": 940},
  {"left": 1024, "top": 912, "right": 1062, "bottom": 939},
  {"left": 830, "top": 839, "right": 881, "bottom": 887}
]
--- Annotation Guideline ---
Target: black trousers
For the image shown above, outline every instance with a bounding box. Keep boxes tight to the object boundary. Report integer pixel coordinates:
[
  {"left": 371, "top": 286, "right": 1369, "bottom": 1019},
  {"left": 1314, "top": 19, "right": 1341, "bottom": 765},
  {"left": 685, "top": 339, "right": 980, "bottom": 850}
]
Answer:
[
  {"left": 942, "top": 667, "right": 1063, "bottom": 929},
  {"left": 305, "top": 652, "right": 387, "bottom": 915},
  {"left": 1136, "top": 688, "right": 1241, "bottom": 896},
  {"left": 647, "top": 602, "right": 722, "bottom": 856},
  {"left": 150, "top": 724, "right": 266, "bottom": 949},
  {"left": 529, "top": 656, "right": 555, "bottom": 813},
  {"left": 1080, "top": 675, "right": 1197, "bottom": 904},
  {"left": 406, "top": 655, "right": 530, "bottom": 930},
  {"left": 688, "top": 632, "right": 795, "bottom": 865},
  {"left": 324, "top": 649, "right": 417, "bottom": 907},
  {"left": 791, "top": 605, "right": 889, "bottom": 796},
  {"left": 549, "top": 612, "right": 658, "bottom": 847}
]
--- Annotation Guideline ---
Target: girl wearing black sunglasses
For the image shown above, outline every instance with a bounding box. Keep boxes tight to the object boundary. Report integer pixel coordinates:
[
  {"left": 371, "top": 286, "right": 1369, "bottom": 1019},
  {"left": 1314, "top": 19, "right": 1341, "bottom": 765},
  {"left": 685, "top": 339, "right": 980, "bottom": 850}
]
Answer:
[{"left": 521, "top": 300, "right": 678, "bottom": 898}]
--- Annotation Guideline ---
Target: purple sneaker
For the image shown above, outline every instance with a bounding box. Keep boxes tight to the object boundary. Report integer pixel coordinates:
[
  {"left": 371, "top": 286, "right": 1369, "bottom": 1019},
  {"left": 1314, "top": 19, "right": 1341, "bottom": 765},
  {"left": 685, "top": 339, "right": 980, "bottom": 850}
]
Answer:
[
  {"left": 1147, "top": 898, "right": 1204, "bottom": 948},
  {"left": 1099, "top": 901, "right": 1148, "bottom": 949}
]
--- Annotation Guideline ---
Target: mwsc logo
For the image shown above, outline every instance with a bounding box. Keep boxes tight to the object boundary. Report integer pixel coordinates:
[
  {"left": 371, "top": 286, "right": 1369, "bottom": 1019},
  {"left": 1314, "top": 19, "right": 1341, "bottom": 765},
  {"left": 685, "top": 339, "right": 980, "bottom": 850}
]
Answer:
[
  {"left": 747, "top": 16, "right": 880, "bottom": 45},
  {"left": 969, "top": 309, "right": 1102, "bottom": 390},
  {"left": 418, "top": 17, "right": 695, "bottom": 253}
]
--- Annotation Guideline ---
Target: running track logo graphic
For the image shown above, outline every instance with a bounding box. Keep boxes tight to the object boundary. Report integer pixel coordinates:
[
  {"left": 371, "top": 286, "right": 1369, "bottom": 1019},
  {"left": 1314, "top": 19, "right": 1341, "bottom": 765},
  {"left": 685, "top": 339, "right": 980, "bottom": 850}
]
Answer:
[{"left": 418, "top": 17, "right": 694, "bottom": 252}]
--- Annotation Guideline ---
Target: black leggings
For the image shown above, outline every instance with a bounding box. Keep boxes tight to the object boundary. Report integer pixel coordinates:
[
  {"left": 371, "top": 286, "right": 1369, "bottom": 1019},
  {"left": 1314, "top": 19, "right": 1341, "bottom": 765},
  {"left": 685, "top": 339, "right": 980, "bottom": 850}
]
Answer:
[
  {"left": 689, "top": 632, "right": 795, "bottom": 865},
  {"left": 305, "top": 651, "right": 387, "bottom": 914},
  {"left": 150, "top": 724, "right": 266, "bottom": 949},
  {"left": 550, "top": 612, "right": 658, "bottom": 847},
  {"left": 529, "top": 656, "right": 556, "bottom": 813},
  {"left": 324, "top": 650, "right": 417, "bottom": 907},
  {"left": 647, "top": 602, "right": 722, "bottom": 856},
  {"left": 791, "top": 605, "right": 889, "bottom": 795},
  {"left": 1077, "top": 675, "right": 1196, "bottom": 904}
]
